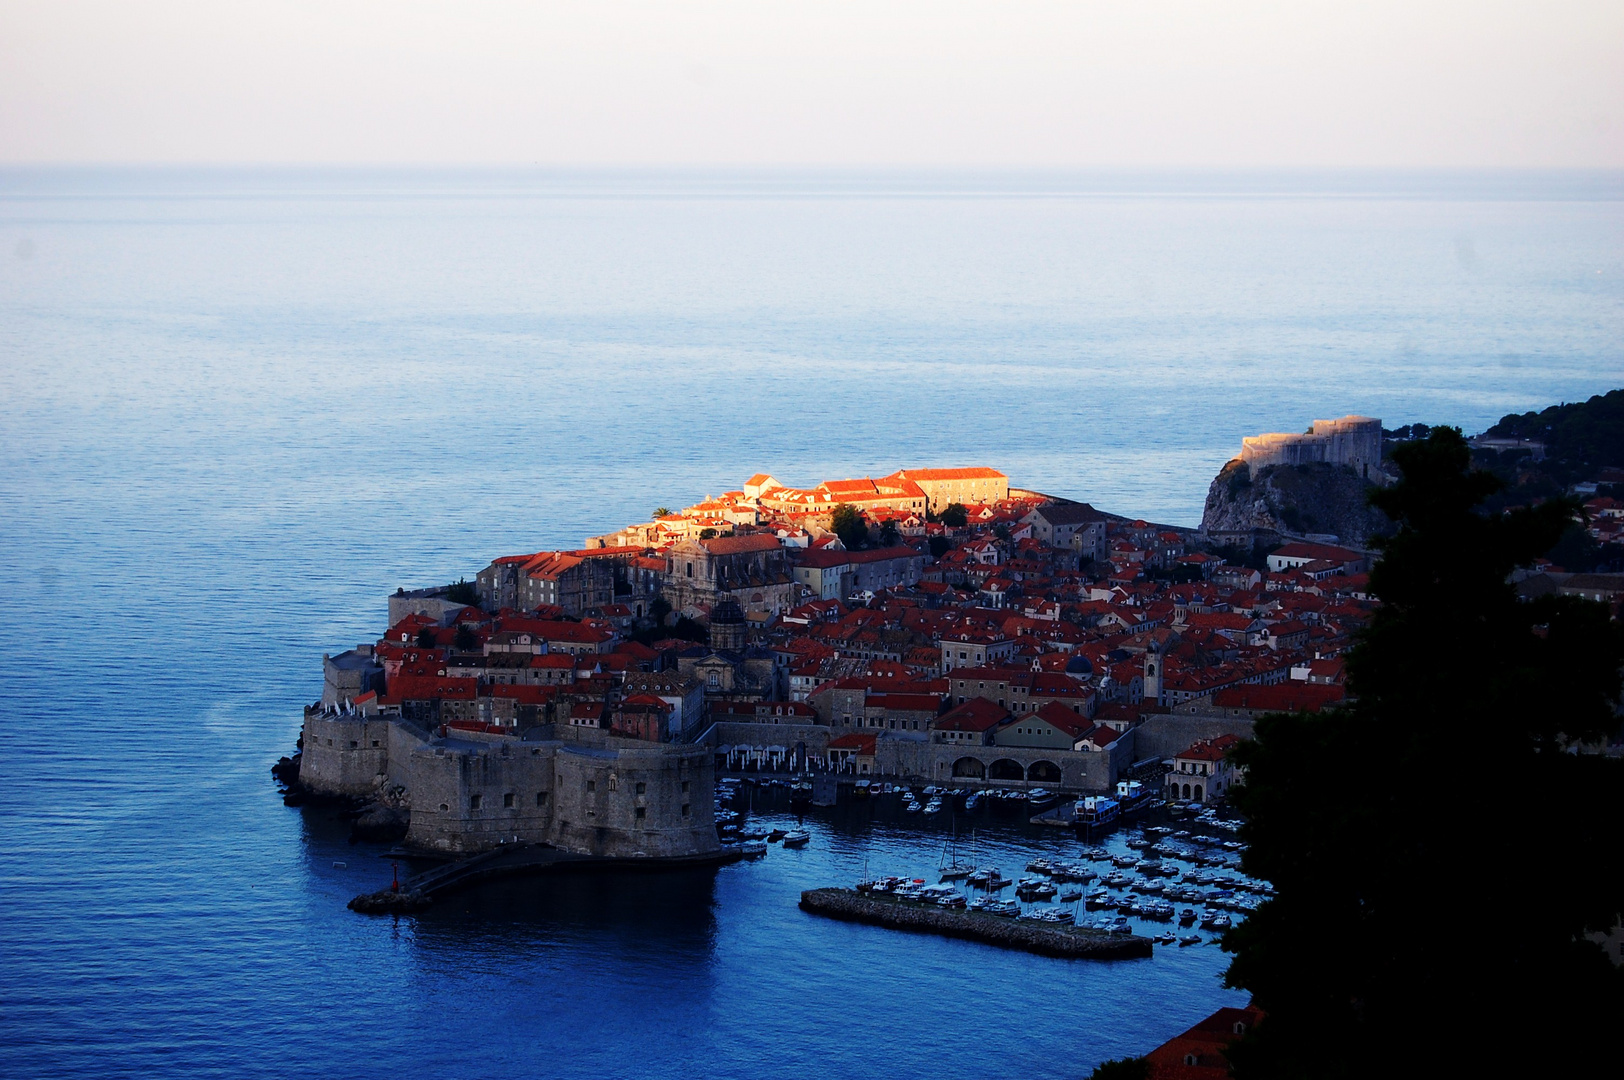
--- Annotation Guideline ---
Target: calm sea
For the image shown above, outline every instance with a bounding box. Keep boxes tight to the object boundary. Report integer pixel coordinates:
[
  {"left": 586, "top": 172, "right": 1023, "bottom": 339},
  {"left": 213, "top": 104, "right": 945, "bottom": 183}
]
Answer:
[{"left": 0, "top": 168, "right": 1619, "bottom": 1079}]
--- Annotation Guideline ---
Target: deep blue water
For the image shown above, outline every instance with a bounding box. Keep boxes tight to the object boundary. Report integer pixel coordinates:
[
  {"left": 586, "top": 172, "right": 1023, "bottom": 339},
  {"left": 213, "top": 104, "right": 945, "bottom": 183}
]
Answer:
[{"left": 0, "top": 168, "right": 1620, "bottom": 1079}]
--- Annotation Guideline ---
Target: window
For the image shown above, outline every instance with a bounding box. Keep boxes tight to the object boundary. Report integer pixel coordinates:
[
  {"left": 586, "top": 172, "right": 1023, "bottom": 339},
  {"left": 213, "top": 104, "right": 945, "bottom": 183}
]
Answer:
[
  {"left": 608, "top": 774, "right": 618, "bottom": 792},
  {"left": 439, "top": 803, "right": 450, "bottom": 812},
  {"left": 349, "top": 741, "right": 358, "bottom": 748},
  {"left": 681, "top": 804, "right": 690, "bottom": 817},
  {"left": 469, "top": 794, "right": 482, "bottom": 810},
  {"left": 536, "top": 791, "right": 548, "bottom": 806},
  {"left": 587, "top": 780, "right": 596, "bottom": 793},
  {"left": 681, "top": 780, "right": 690, "bottom": 793},
  {"left": 635, "top": 782, "right": 647, "bottom": 794},
  {"left": 371, "top": 740, "right": 380, "bottom": 748},
  {"left": 634, "top": 807, "right": 646, "bottom": 820},
  {"left": 503, "top": 793, "right": 515, "bottom": 808}
]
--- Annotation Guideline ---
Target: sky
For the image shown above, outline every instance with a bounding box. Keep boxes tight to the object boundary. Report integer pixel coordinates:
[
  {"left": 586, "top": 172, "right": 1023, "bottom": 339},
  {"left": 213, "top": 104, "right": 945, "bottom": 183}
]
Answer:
[{"left": 1, "top": 1, "right": 1622, "bottom": 168}]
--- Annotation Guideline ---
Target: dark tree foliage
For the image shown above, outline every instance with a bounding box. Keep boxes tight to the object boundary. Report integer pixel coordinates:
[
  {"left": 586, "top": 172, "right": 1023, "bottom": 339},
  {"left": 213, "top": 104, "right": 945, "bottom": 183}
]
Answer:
[
  {"left": 1487, "top": 387, "right": 1624, "bottom": 468},
  {"left": 1086, "top": 1058, "right": 1149, "bottom": 1080},
  {"left": 669, "top": 616, "right": 708, "bottom": 644},
  {"left": 415, "top": 626, "right": 436, "bottom": 649},
  {"left": 831, "top": 504, "right": 869, "bottom": 550},
  {"left": 444, "top": 577, "right": 479, "bottom": 606},
  {"left": 1225, "top": 428, "right": 1624, "bottom": 1078},
  {"left": 941, "top": 502, "right": 969, "bottom": 528},
  {"left": 928, "top": 536, "right": 952, "bottom": 559},
  {"left": 453, "top": 624, "right": 478, "bottom": 652}
]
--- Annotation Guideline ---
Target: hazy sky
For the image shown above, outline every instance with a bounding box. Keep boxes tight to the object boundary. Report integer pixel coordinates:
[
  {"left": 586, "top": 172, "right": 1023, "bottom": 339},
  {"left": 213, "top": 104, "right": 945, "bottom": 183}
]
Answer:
[{"left": 2, "top": 1, "right": 1621, "bottom": 167}]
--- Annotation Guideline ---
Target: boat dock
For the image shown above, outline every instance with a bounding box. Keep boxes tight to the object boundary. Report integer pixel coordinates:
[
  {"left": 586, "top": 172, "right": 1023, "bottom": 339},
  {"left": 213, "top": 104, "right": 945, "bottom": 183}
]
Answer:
[
  {"left": 798, "top": 888, "right": 1153, "bottom": 960},
  {"left": 348, "top": 842, "right": 747, "bottom": 914}
]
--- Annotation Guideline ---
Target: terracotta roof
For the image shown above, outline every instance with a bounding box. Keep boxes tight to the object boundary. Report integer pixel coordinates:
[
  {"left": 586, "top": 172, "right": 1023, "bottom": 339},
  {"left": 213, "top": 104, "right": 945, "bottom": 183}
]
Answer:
[
  {"left": 933, "top": 697, "right": 1011, "bottom": 732},
  {"left": 699, "top": 534, "right": 783, "bottom": 555}
]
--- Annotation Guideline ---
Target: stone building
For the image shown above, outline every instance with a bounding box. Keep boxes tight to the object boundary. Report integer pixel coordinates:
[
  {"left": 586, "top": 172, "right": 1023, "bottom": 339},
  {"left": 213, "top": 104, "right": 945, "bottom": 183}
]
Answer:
[
  {"left": 789, "top": 545, "right": 926, "bottom": 601},
  {"left": 1021, "top": 502, "right": 1110, "bottom": 563},
  {"left": 322, "top": 647, "right": 383, "bottom": 706},
  {"left": 886, "top": 467, "right": 1009, "bottom": 514},
  {"left": 475, "top": 550, "right": 616, "bottom": 615},
  {"left": 661, "top": 534, "right": 795, "bottom": 616}
]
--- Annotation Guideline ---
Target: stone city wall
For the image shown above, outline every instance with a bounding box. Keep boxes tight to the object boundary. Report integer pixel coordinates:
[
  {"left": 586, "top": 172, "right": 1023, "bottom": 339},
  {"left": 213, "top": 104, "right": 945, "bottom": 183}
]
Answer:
[{"left": 1125, "top": 713, "right": 1257, "bottom": 762}]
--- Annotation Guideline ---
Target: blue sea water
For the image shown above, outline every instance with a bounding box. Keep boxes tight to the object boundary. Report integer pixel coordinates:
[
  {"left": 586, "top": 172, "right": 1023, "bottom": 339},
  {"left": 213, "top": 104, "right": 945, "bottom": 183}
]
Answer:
[{"left": 0, "top": 168, "right": 1620, "bottom": 1079}]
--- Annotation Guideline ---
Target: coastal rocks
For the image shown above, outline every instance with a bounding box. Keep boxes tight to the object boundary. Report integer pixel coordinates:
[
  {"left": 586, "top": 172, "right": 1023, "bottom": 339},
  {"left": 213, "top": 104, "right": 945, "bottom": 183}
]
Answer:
[
  {"left": 349, "top": 803, "right": 409, "bottom": 845},
  {"left": 347, "top": 888, "right": 431, "bottom": 915},
  {"left": 798, "top": 888, "right": 1153, "bottom": 960},
  {"left": 1200, "top": 460, "right": 1391, "bottom": 547}
]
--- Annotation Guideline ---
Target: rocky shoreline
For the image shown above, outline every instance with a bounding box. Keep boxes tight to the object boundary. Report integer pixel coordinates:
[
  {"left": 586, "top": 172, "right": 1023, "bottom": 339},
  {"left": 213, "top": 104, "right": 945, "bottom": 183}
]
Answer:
[{"left": 798, "top": 888, "right": 1153, "bottom": 960}]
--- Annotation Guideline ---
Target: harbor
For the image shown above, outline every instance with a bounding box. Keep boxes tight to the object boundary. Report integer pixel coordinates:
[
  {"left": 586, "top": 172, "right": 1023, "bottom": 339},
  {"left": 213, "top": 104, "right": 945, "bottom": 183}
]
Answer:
[{"left": 712, "top": 774, "right": 1264, "bottom": 953}]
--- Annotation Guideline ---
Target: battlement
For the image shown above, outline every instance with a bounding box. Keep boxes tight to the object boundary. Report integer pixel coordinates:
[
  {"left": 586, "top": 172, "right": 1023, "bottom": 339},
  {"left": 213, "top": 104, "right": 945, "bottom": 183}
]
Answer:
[{"left": 1239, "top": 415, "right": 1382, "bottom": 478}]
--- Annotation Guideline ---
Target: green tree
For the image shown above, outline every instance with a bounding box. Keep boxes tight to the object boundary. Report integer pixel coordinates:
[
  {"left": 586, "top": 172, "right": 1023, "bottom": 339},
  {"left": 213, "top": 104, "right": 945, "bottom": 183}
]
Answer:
[
  {"left": 1224, "top": 428, "right": 1624, "bottom": 1078},
  {"left": 653, "top": 507, "right": 673, "bottom": 518},
  {"left": 453, "top": 624, "right": 478, "bottom": 652},
  {"left": 444, "top": 577, "right": 479, "bottom": 606},
  {"left": 927, "top": 536, "right": 952, "bottom": 559},
  {"left": 831, "top": 504, "right": 869, "bottom": 549},
  {"left": 941, "top": 502, "right": 968, "bottom": 528},
  {"left": 878, "top": 520, "right": 901, "bottom": 548},
  {"left": 415, "top": 626, "right": 436, "bottom": 649},
  {"left": 698, "top": 528, "right": 718, "bottom": 540}
]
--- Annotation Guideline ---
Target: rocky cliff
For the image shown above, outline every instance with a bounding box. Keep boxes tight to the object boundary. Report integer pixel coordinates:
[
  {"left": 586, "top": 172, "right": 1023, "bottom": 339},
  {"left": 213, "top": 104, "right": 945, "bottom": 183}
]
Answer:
[{"left": 1200, "top": 460, "right": 1391, "bottom": 547}]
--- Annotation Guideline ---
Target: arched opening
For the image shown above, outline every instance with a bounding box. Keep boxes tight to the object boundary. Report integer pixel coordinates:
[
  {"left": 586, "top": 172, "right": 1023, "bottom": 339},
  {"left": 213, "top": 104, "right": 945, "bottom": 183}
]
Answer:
[
  {"left": 1193, "top": 784, "right": 1204, "bottom": 802},
  {"left": 952, "top": 757, "right": 986, "bottom": 778},
  {"left": 989, "top": 758, "right": 1025, "bottom": 781},
  {"left": 1026, "top": 760, "right": 1061, "bottom": 783},
  {"left": 1182, "top": 783, "right": 1191, "bottom": 799}
]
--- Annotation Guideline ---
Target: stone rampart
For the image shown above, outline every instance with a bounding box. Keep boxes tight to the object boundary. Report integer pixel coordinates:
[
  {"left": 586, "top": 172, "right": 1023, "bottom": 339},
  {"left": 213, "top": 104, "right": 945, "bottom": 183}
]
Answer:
[
  {"left": 405, "top": 739, "right": 558, "bottom": 853},
  {"left": 550, "top": 743, "right": 716, "bottom": 858},
  {"left": 299, "top": 713, "right": 393, "bottom": 796}
]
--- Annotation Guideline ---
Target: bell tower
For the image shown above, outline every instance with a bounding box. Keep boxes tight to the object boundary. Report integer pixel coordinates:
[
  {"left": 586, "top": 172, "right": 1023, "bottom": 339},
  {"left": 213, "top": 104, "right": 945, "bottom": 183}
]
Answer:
[{"left": 1143, "top": 640, "right": 1161, "bottom": 707}]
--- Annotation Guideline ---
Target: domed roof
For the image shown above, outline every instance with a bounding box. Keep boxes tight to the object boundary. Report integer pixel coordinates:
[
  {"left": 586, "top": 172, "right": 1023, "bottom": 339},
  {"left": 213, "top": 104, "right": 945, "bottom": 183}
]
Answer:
[
  {"left": 1065, "top": 654, "right": 1094, "bottom": 676},
  {"left": 710, "top": 599, "right": 745, "bottom": 625}
]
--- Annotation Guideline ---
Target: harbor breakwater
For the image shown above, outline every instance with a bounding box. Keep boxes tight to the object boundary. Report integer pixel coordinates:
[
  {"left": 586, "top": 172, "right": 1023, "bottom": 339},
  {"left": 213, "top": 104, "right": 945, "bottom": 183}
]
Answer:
[{"left": 799, "top": 888, "right": 1153, "bottom": 960}]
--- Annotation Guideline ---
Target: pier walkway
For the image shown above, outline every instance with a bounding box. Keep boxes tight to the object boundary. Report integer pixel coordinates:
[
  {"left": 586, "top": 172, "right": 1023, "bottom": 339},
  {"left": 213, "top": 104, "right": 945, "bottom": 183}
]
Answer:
[{"left": 799, "top": 888, "right": 1152, "bottom": 959}]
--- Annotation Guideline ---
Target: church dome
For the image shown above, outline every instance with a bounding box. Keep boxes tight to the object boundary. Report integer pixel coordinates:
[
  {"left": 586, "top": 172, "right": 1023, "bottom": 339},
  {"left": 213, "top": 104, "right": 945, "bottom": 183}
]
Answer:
[{"left": 710, "top": 599, "right": 745, "bottom": 625}]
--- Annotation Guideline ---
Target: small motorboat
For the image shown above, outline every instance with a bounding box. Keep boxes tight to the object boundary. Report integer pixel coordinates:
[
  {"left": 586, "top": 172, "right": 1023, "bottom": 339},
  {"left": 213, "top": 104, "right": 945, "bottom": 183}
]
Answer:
[
  {"left": 1178, "top": 934, "right": 1202, "bottom": 947},
  {"left": 905, "top": 800, "right": 922, "bottom": 813},
  {"left": 1059, "top": 889, "right": 1083, "bottom": 903},
  {"left": 780, "top": 830, "right": 810, "bottom": 848},
  {"left": 1154, "top": 932, "right": 1178, "bottom": 945},
  {"left": 737, "top": 842, "right": 768, "bottom": 859},
  {"left": 1179, "top": 908, "right": 1197, "bottom": 924},
  {"left": 766, "top": 829, "right": 787, "bottom": 842}
]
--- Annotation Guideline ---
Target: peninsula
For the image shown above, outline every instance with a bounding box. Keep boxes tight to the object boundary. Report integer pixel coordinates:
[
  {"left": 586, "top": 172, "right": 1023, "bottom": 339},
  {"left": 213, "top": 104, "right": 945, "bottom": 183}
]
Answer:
[{"left": 284, "top": 426, "right": 1624, "bottom": 871}]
